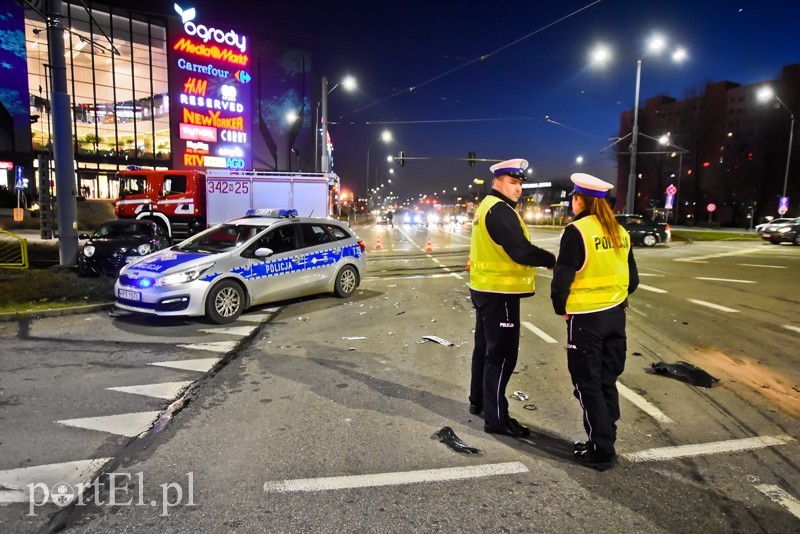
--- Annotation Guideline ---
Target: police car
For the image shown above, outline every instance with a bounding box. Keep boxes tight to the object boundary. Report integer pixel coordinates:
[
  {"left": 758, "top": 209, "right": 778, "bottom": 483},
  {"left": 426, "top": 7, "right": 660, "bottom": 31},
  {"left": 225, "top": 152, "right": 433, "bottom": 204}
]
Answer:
[{"left": 113, "top": 209, "right": 367, "bottom": 323}]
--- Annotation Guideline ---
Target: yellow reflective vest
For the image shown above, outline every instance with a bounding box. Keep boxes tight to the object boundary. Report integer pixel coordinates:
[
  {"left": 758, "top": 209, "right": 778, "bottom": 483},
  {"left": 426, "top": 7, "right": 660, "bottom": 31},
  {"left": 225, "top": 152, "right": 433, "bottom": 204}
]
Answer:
[
  {"left": 469, "top": 196, "right": 536, "bottom": 294},
  {"left": 565, "top": 215, "right": 631, "bottom": 314}
]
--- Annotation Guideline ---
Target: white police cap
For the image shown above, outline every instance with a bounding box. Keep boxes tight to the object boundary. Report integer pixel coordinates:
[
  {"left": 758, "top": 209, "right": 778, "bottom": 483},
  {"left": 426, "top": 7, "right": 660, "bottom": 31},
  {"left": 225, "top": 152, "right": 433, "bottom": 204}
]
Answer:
[
  {"left": 490, "top": 158, "right": 528, "bottom": 181},
  {"left": 570, "top": 173, "right": 614, "bottom": 198}
]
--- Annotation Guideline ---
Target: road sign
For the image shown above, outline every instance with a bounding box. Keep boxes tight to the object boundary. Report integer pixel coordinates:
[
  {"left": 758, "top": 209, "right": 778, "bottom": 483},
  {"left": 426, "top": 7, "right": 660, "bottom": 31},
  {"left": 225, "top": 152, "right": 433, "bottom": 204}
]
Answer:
[
  {"left": 14, "top": 165, "right": 25, "bottom": 190},
  {"left": 665, "top": 194, "right": 674, "bottom": 210},
  {"left": 707, "top": 203, "right": 716, "bottom": 213},
  {"left": 666, "top": 184, "right": 677, "bottom": 196},
  {"left": 778, "top": 196, "right": 789, "bottom": 215}
]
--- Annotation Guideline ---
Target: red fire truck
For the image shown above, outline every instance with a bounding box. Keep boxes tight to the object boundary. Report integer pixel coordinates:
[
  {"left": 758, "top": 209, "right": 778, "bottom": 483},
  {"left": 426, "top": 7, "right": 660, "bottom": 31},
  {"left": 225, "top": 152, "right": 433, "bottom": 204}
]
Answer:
[{"left": 114, "top": 169, "right": 339, "bottom": 239}]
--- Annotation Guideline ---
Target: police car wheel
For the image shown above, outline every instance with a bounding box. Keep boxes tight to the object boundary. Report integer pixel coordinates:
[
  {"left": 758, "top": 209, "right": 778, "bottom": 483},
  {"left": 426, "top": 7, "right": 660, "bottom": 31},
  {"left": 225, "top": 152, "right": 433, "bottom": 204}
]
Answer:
[
  {"left": 794, "top": 234, "right": 800, "bottom": 246},
  {"left": 205, "top": 280, "right": 244, "bottom": 324},
  {"left": 643, "top": 234, "right": 657, "bottom": 247},
  {"left": 334, "top": 265, "right": 358, "bottom": 298}
]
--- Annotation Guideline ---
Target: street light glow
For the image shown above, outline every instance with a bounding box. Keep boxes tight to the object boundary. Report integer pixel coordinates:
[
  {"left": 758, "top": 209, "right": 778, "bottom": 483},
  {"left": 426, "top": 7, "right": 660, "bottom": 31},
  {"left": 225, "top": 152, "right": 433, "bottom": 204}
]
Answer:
[
  {"left": 648, "top": 35, "right": 666, "bottom": 53},
  {"left": 659, "top": 134, "right": 670, "bottom": 145},
  {"left": 341, "top": 75, "right": 357, "bottom": 91},
  {"left": 381, "top": 130, "right": 392, "bottom": 142},
  {"left": 757, "top": 86, "right": 775, "bottom": 102},
  {"left": 590, "top": 44, "right": 611, "bottom": 64},
  {"left": 575, "top": 155, "right": 584, "bottom": 164},
  {"left": 672, "top": 47, "right": 688, "bottom": 63},
  {"left": 285, "top": 110, "right": 298, "bottom": 123}
]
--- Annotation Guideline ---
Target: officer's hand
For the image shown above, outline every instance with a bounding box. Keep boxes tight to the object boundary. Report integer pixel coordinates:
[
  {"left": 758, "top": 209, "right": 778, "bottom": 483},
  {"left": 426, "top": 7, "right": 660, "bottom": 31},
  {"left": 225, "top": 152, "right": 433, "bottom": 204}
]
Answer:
[{"left": 561, "top": 314, "right": 569, "bottom": 320}]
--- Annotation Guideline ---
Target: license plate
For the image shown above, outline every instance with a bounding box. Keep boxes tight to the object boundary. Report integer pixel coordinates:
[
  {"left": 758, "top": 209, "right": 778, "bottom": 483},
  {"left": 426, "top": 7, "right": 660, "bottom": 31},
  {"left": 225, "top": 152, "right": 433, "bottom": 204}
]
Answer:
[
  {"left": 118, "top": 289, "right": 141, "bottom": 301},
  {"left": 763, "top": 233, "right": 771, "bottom": 238}
]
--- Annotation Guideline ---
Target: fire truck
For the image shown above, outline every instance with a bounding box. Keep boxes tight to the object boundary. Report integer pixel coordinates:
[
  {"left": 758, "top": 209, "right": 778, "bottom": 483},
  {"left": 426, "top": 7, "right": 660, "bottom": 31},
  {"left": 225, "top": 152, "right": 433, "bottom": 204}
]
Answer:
[{"left": 114, "top": 169, "right": 340, "bottom": 239}]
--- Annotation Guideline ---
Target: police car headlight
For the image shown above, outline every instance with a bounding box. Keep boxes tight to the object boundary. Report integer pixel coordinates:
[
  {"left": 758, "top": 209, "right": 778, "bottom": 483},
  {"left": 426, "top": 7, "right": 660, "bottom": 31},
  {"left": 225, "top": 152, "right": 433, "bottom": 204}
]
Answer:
[
  {"left": 428, "top": 214, "right": 440, "bottom": 224},
  {"left": 778, "top": 227, "right": 791, "bottom": 234},
  {"left": 158, "top": 263, "right": 215, "bottom": 287},
  {"left": 83, "top": 245, "right": 95, "bottom": 257},
  {"left": 137, "top": 243, "right": 152, "bottom": 255}
]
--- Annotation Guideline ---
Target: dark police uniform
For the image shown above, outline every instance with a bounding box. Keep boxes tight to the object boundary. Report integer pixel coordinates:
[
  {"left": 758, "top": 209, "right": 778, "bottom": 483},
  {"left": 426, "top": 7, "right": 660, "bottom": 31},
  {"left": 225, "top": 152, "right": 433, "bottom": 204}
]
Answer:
[
  {"left": 469, "top": 166, "right": 555, "bottom": 437},
  {"left": 551, "top": 192, "right": 639, "bottom": 466}
]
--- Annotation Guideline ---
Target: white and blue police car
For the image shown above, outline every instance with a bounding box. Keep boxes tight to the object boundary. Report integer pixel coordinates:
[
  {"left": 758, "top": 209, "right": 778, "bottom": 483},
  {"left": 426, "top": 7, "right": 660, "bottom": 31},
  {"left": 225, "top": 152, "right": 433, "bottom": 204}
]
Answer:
[{"left": 113, "top": 209, "right": 367, "bottom": 323}]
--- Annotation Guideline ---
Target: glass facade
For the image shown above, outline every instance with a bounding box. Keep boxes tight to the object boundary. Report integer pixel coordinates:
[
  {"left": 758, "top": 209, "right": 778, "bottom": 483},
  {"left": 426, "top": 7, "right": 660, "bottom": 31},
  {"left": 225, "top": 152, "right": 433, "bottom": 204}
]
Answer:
[{"left": 25, "top": 2, "right": 170, "bottom": 198}]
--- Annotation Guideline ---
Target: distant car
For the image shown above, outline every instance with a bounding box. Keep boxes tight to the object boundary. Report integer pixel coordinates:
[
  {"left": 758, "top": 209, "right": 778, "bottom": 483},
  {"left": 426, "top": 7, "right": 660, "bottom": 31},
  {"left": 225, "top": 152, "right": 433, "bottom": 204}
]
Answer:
[
  {"left": 760, "top": 216, "right": 800, "bottom": 245},
  {"left": 78, "top": 219, "right": 171, "bottom": 277},
  {"left": 755, "top": 218, "right": 793, "bottom": 235},
  {"left": 402, "top": 212, "right": 427, "bottom": 227},
  {"left": 614, "top": 214, "right": 670, "bottom": 247},
  {"left": 114, "top": 209, "right": 367, "bottom": 323}
]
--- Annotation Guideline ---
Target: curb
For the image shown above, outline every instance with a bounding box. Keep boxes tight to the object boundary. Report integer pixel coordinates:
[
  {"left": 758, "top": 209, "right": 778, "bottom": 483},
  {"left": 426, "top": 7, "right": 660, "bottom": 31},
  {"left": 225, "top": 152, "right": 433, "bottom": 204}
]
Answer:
[{"left": 0, "top": 302, "right": 115, "bottom": 322}]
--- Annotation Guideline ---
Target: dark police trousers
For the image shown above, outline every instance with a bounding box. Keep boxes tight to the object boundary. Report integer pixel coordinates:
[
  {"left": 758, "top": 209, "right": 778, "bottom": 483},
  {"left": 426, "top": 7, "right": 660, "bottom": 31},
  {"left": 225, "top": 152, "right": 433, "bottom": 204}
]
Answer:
[
  {"left": 469, "top": 289, "right": 521, "bottom": 429},
  {"left": 566, "top": 304, "right": 627, "bottom": 455}
]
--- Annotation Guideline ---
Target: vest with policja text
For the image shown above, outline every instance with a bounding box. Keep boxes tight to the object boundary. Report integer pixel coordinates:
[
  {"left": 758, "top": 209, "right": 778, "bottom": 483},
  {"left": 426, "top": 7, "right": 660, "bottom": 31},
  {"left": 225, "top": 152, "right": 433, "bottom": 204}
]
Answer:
[
  {"left": 565, "top": 215, "right": 631, "bottom": 314},
  {"left": 469, "top": 196, "right": 536, "bottom": 294}
]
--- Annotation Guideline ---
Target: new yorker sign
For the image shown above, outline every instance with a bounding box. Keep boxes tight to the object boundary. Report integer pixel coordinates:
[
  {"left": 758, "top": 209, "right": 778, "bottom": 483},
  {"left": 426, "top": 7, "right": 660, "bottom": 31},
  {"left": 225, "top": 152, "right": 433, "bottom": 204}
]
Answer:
[{"left": 169, "top": 4, "right": 252, "bottom": 170}]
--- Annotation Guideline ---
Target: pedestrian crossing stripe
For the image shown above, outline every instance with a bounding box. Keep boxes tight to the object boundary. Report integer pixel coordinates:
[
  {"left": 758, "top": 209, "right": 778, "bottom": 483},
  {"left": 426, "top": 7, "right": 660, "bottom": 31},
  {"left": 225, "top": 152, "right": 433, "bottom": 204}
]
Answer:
[
  {"left": 57, "top": 411, "right": 161, "bottom": 437},
  {"left": 107, "top": 381, "right": 194, "bottom": 400},
  {"left": 148, "top": 358, "right": 221, "bottom": 371}
]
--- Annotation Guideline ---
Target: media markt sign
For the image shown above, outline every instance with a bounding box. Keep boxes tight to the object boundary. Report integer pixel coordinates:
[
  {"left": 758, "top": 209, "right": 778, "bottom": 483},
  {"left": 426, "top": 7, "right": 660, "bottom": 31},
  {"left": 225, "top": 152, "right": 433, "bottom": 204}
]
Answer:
[{"left": 168, "top": 4, "right": 252, "bottom": 171}]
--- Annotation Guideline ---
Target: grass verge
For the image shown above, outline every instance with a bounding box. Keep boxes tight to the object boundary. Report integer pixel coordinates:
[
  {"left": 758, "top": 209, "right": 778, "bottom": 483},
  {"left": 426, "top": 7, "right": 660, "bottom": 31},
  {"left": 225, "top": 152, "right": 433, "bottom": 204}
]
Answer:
[{"left": 0, "top": 267, "right": 115, "bottom": 314}]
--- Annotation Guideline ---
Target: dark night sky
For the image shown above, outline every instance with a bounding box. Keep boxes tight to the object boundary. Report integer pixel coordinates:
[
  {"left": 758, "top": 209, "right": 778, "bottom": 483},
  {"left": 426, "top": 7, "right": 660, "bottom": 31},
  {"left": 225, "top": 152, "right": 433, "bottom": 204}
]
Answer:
[{"left": 114, "top": 0, "right": 800, "bottom": 200}]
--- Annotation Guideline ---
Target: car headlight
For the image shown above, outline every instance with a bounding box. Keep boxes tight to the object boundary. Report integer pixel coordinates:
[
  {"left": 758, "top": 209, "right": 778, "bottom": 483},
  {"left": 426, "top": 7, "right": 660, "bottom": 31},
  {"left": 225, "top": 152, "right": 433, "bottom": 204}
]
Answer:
[
  {"left": 83, "top": 245, "right": 95, "bottom": 257},
  {"left": 157, "top": 263, "right": 215, "bottom": 287},
  {"left": 137, "top": 243, "right": 152, "bottom": 255},
  {"left": 778, "top": 227, "right": 792, "bottom": 234},
  {"left": 428, "top": 214, "right": 440, "bottom": 224}
]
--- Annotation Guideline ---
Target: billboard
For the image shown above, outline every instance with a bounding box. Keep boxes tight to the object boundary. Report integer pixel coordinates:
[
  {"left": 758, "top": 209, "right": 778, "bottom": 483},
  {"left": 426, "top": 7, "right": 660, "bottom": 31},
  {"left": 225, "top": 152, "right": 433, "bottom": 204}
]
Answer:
[
  {"left": 168, "top": 4, "right": 252, "bottom": 170},
  {"left": 0, "top": 1, "right": 32, "bottom": 158}
]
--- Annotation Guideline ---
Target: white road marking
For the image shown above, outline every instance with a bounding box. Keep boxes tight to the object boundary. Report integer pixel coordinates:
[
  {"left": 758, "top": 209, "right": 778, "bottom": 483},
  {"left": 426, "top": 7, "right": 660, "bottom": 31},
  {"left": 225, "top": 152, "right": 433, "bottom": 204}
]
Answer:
[
  {"left": 638, "top": 273, "right": 664, "bottom": 277},
  {"left": 198, "top": 326, "right": 256, "bottom": 336},
  {"left": 521, "top": 321, "right": 558, "bottom": 344},
  {"left": 177, "top": 341, "right": 238, "bottom": 353},
  {"left": 755, "top": 484, "right": 800, "bottom": 520},
  {"left": 57, "top": 411, "right": 161, "bottom": 437},
  {"left": 107, "top": 381, "right": 194, "bottom": 400},
  {"left": 630, "top": 308, "right": 648, "bottom": 317},
  {"left": 263, "top": 461, "right": 529, "bottom": 493},
  {"left": 0, "top": 458, "right": 112, "bottom": 504},
  {"left": 687, "top": 299, "right": 739, "bottom": 313},
  {"left": 638, "top": 284, "right": 668, "bottom": 294},
  {"left": 617, "top": 383, "right": 673, "bottom": 423},
  {"left": 450, "top": 272, "right": 463, "bottom": 279},
  {"left": 363, "top": 273, "right": 460, "bottom": 281},
  {"left": 738, "top": 263, "right": 787, "bottom": 269},
  {"left": 148, "top": 358, "right": 221, "bottom": 372},
  {"left": 783, "top": 325, "right": 800, "bottom": 334},
  {"left": 675, "top": 248, "right": 765, "bottom": 263},
  {"left": 696, "top": 277, "right": 755, "bottom": 284},
  {"left": 238, "top": 313, "right": 270, "bottom": 322},
  {"left": 623, "top": 435, "right": 795, "bottom": 462}
]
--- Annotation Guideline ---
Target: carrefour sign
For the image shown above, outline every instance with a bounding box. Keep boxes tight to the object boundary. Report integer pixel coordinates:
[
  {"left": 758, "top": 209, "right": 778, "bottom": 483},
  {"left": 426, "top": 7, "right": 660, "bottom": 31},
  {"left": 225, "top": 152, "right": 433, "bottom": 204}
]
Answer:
[{"left": 169, "top": 4, "right": 252, "bottom": 171}]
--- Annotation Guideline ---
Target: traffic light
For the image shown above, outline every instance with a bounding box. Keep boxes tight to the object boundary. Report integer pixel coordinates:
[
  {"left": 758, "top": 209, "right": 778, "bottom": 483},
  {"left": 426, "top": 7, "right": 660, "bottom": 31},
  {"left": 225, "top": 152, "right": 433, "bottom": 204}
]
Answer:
[
  {"left": 468, "top": 151, "right": 476, "bottom": 167},
  {"left": 397, "top": 150, "right": 405, "bottom": 167}
]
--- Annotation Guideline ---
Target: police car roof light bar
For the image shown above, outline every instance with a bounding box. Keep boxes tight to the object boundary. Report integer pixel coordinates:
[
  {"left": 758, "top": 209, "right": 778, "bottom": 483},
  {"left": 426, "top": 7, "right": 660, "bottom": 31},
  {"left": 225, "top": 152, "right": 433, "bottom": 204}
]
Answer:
[{"left": 245, "top": 208, "right": 299, "bottom": 218}]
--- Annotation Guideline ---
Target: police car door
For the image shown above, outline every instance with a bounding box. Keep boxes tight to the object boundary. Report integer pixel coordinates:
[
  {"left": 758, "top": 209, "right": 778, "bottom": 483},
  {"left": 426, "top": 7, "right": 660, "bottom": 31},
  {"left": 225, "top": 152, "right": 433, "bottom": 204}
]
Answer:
[
  {"left": 246, "top": 224, "right": 306, "bottom": 304},
  {"left": 299, "top": 223, "right": 339, "bottom": 291}
]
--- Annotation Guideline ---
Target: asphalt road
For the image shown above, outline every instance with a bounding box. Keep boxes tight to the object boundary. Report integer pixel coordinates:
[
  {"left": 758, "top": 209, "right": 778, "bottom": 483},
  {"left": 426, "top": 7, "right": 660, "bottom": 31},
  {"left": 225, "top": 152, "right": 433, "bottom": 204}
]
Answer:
[{"left": 1, "top": 222, "right": 798, "bottom": 533}]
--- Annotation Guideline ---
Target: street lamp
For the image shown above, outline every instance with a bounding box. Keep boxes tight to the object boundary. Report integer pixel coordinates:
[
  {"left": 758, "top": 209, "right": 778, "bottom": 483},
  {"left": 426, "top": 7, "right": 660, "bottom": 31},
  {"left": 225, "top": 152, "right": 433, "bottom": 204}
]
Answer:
[
  {"left": 591, "top": 36, "right": 687, "bottom": 213},
  {"left": 320, "top": 75, "right": 357, "bottom": 173},
  {"left": 366, "top": 130, "right": 392, "bottom": 194},
  {"left": 575, "top": 155, "right": 584, "bottom": 164},
  {"left": 757, "top": 86, "right": 795, "bottom": 202}
]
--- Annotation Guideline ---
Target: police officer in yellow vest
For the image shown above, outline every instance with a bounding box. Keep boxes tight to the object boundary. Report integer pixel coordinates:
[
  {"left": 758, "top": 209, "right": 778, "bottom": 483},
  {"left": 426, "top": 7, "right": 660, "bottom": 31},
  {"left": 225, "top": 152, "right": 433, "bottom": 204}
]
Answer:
[
  {"left": 469, "top": 158, "right": 556, "bottom": 437},
  {"left": 551, "top": 173, "right": 639, "bottom": 469}
]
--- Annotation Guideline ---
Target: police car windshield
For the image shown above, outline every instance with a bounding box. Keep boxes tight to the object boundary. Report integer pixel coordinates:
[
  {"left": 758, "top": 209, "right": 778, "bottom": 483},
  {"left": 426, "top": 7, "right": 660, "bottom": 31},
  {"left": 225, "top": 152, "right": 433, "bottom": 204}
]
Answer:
[{"left": 176, "top": 224, "right": 264, "bottom": 253}]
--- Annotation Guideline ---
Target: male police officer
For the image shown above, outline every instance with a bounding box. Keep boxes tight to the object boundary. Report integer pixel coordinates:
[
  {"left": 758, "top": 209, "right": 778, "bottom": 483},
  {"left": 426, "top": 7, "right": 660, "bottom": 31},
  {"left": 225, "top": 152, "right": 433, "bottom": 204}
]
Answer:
[{"left": 469, "top": 158, "right": 556, "bottom": 437}]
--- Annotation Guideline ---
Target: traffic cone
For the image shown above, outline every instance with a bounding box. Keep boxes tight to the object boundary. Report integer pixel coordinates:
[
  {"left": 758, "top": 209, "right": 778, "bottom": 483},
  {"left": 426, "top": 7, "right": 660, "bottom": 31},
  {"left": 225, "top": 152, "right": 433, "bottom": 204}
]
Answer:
[
  {"left": 465, "top": 257, "right": 471, "bottom": 270},
  {"left": 375, "top": 236, "right": 383, "bottom": 250},
  {"left": 425, "top": 238, "right": 433, "bottom": 252}
]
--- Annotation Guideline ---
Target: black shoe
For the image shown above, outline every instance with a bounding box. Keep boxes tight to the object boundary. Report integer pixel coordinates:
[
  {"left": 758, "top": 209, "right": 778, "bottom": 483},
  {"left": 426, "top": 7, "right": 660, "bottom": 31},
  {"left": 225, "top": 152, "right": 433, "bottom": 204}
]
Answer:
[
  {"left": 484, "top": 423, "right": 526, "bottom": 438},
  {"left": 469, "top": 404, "right": 483, "bottom": 416},
  {"left": 573, "top": 441, "right": 590, "bottom": 453},
  {"left": 507, "top": 417, "right": 531, "bottom": 438},
  {"left": 574, "top": 448, "right": 618, "bottom": 471}
]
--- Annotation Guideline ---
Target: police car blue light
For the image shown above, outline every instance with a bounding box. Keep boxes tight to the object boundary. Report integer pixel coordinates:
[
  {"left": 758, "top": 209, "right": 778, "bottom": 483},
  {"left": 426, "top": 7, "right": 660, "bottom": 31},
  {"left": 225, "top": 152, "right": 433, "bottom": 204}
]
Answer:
[{"left": 113, "top": 212, "right": 366, "bottom": 323}]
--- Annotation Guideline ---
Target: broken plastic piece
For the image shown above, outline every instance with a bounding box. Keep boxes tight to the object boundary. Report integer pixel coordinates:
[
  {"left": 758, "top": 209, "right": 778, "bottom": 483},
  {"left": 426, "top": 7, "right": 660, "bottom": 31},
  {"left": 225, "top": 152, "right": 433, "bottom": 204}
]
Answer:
[
  {"left": 523, "top": 403, "right": 537, "bottom": 411},
  {"left": 343, "top": 336, "right": 367, "bottom": 340},
  {"left": 433, "top": 426, "right": 481, "bottom": 454},
  {"left": 510, "top": 391, "right": 529, "bottom": 401},
  {"left": 647, "top": 361, "right": 720, "bottom": 388},
  {"left": 416, "top": 335, "right": 455, "bottom": 346}
]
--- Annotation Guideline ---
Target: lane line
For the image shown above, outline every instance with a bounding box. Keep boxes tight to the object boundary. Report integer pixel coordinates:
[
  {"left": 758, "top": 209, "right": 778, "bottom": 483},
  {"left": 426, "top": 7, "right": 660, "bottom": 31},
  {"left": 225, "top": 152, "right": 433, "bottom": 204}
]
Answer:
[
  {"left": 783, "top": 325, "right": 800, "bottom": 334},
  {"left": 696, "top": 277, "right": 755, "bottom": 284},
  {"left": 521, "top": 321, "right": 558, "bottom": 344},
  {"left": 755, "top": 484, "right": 800, "bottom": 520},
  {"left": 674, "top": 248, "right": 765, "bottom": 263},
  {"left": 638, "top": 284, "right": 668, "bottom": 294},
  {"left": 622, "top": 435, "right": 795, "bottom": 462},
  {"left": 617, "top": 383, "right": 673, "bottom": 423},
  {"left": 263, "top": 461, "right": 529, "bottom": 493},
  {"left": 687, "top": 299, "right": 739, "bottom": 313},
  {"left": 638, "top": 273, "right": 664, "bottom": 277},
  {"left": 739, "top": 263, "right": 788, "bottom": 269}
]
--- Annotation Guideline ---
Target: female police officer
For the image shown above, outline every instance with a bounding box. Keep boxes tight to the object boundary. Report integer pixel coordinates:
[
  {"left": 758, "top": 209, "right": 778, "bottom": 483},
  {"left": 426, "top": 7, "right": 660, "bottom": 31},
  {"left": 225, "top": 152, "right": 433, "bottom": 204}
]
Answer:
[{"left": 551, "top": 173, "right": 639, "bottom": 469}]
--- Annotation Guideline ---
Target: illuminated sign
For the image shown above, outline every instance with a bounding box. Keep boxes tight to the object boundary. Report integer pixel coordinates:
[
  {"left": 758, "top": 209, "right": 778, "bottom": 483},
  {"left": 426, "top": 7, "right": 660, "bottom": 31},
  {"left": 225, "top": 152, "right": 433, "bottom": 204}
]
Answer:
[{"left": 170, "top": 4, "right": 252, "bottom": 171}]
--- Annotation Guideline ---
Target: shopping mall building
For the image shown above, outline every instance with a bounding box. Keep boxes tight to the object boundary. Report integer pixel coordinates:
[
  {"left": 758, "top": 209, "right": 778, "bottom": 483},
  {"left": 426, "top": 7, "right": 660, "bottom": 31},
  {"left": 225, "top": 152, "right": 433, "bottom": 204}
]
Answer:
[{"left": 0, "top": 0, "right": 312, "bottom": 200}]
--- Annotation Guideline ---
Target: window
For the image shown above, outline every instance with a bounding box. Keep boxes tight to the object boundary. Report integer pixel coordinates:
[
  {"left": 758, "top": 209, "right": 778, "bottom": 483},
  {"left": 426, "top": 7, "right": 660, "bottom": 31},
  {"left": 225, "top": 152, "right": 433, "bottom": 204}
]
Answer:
[
  {"left": 327, "top": 225, "right": 349, "bottom": 240},
  {"left": 257, "top": 226, "right": 299, "bottom": 254},
  {"left": 164, "top": 175, "right": 187, "bottom": 195},
  {"left": 300, "top": 224, "right": 333, "bottom": 246}
]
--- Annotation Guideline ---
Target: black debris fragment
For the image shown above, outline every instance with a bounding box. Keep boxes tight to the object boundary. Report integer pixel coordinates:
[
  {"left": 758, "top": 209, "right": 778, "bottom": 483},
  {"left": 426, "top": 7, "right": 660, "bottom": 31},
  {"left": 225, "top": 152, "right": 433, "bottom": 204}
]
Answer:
[
  {"left": 433, "top": 427, "right": 481, "bottom": 454},
  {"left": 647, "top": 361, "right": 720, "bottom": 388}
]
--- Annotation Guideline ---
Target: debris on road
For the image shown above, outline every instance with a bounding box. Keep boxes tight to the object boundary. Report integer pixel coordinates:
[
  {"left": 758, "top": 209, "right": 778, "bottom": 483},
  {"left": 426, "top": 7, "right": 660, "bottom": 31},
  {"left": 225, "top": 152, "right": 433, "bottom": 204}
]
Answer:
[
  {"left": 433, "top": 427, "right": 481, "bottom": 454},
  {"left": 510, "top": 391, "right": 529, "bottom": 401},
  {"left": 343, "top": 336, "right": 368, "bottom": 340},
  {"left": 417, "top": 335, "right": 454, "bottom": 346},
  {"left": 647, "top": 361, "right": 720, "bottom": 388},
  {"left": 523, "top": 403, "right": 537, "bottom": 411}
]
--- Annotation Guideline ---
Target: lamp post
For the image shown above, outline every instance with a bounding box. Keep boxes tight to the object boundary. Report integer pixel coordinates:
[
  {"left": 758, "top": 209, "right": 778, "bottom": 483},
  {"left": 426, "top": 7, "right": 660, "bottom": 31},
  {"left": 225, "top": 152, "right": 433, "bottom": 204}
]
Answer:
[
  {"left": 319, "top": 75, "right": 356, "bottom": 173},
  {"left": 758, "top": 86, "right": 795, "bottom": 202},
  {"left": 366, "top": 130, "right": 392, "bottom": 194},
  {"left": 591, "top": 37, "right": 687, "bottom": 214}
]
